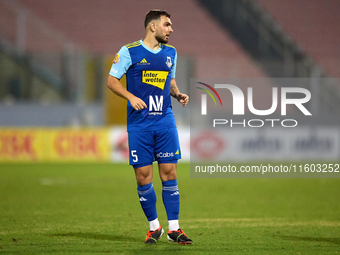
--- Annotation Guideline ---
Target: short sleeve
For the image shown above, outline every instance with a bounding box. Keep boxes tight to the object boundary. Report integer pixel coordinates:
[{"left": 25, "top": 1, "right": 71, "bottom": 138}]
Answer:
[
  {"left": 109, "top": 46, "right": 132, "bottom": 79},
  {"left": 170, "top": 51, "right": 177, "bottom": 79}
]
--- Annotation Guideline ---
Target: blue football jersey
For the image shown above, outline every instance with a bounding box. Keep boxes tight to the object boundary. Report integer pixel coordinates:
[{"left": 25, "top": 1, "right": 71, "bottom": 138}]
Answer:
[{"left": 109, "top": 39, "right": 178, "bottom": 132}]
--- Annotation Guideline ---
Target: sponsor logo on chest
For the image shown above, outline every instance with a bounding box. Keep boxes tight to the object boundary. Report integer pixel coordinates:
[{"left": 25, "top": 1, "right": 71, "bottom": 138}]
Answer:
[{"left": 142, "top": 70, "right": 169, "bottom": 90}]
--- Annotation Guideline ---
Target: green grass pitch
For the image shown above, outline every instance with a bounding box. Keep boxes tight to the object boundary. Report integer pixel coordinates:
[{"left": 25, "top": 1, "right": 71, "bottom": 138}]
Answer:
[{"left": 0, "top": 163, "right": 339, "bottom": 254}]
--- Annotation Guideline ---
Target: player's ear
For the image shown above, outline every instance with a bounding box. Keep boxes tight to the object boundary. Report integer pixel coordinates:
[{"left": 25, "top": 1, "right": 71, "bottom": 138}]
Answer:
[{"left": 150, "top": 22, "right": 156, "bottom": 32}]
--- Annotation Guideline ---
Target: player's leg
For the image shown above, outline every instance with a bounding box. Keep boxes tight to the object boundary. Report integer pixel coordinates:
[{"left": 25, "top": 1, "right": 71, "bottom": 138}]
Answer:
[
  {"left": 155, "top": 128, "right": 193, "bottom": 244},
  {"left": 134, "top": 164, "right": 157, "bottom": 225},
  {"left": 155, "top": 128, "right": 180, "bottom": 230},
  {"left": 134, "top": 164, "right": 164, "bottom": 243},
  {"left": 134, "top": 163, "right": 153, "bottom": 186},
  {"left": 128, "top": 131, "right": 163, "bottom": 243},
  {"left": 158, "top": 162, "right": 192, "bottom": 244},
  {"left": 158, "top": 162, "right": 179, "bottom": 230}
]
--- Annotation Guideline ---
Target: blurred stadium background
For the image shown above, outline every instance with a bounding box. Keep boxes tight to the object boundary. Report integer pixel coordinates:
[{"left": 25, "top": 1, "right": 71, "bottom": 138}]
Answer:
[
  {"left": 0, "top": 0, "right": 339, "bottom": 163},
  {"left": 1, "top": 2, "right": 339, "bottom": 253}
]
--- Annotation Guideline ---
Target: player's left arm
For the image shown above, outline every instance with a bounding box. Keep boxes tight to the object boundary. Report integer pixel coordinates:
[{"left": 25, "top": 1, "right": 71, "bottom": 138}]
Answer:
[{"left": 170, "top": 78, "right": 189, "bottom": 107}]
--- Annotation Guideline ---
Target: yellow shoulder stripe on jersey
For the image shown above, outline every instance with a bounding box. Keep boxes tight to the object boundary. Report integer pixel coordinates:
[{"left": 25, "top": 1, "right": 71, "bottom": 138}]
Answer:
[
  {"left": 126, "top": 43, "right": 141, "bottom": 49},
  {"left": 164, "top": 44, "right": 175, "bottom": 49},
  {"left": 126, "top": 41, "right": 141, "bottom": 49},
  {"left": 126, "top": 41, "right": 140, "bottom": 46}
]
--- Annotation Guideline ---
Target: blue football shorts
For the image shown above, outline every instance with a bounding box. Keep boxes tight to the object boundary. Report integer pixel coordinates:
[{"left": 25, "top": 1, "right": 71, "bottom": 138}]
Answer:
[{"left": 128, "top": 127, "right": 181, "bottom": 168}]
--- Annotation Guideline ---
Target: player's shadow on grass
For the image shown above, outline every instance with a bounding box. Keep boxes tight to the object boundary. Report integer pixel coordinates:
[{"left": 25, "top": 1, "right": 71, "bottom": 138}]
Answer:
[
  {"left": 51, "top": 232, "right": 140, "bottom": 242},
  {"left": 278, "top": 235, "right": 340, "bottom": 245}
]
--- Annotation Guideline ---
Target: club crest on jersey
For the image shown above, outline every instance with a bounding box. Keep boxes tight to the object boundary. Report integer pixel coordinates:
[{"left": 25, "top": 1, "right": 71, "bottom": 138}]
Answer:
[
  {"left": 165, "top": 56, "right": 172, "bottom": 68},
  {"left": 113, "top": 53, "right": 120, "bottom": 64}
]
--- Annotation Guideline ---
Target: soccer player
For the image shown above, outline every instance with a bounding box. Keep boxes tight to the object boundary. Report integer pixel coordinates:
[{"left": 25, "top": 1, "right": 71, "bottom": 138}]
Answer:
[{"left": 107, "top": 10, "right": 192, "bottom": 245}]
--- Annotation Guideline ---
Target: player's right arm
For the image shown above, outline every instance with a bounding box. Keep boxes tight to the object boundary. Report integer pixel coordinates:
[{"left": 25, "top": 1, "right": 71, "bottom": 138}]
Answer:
[
  {"left": 107, "top": 46, "right": 146, "bottom": 111},
  {"left": 107, "top": 76, "right": 147, "bottom": 110}
]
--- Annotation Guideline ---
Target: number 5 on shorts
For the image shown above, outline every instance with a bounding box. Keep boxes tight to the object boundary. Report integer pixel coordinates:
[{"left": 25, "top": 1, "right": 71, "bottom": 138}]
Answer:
[{"left": 131, "top": 150, "right": 138, "bottom": 162}]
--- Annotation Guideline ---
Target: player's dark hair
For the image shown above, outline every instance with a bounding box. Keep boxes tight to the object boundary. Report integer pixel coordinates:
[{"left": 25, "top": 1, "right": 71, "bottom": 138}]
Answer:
[{"left": 144, "top": 9, "right": 171, "bottom": 28}]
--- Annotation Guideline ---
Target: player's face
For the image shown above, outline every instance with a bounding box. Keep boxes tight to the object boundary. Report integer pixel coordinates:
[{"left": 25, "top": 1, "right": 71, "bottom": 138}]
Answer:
[{"left": 155, "top": 15, "right": 173, "bottom": 44}]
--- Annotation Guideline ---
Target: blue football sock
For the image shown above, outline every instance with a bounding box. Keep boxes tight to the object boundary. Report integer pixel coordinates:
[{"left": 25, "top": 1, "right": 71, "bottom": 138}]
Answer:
[
  {"left": 137, "top": 182, "right": 158, "bottom": 222},
  {"left": 162, "top": 179, "right": 180, "bottom": 221}
]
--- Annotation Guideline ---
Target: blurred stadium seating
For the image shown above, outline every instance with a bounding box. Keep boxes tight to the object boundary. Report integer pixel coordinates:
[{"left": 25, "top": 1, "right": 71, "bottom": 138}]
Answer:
[
  {"left": 13, "top": 0, "right": 269, "bottom": 78},
  {"left": 0, "top": 0, "right": 339, "bottom": 124},
  {"left": 0, "top": 0, "right": 339, "bottom": 162},
  {"left": 257, "top": 0, "right": 340, "bottom": 78},
  {"left": 0, "top": 0, "right": 268, "bottom": 126}
]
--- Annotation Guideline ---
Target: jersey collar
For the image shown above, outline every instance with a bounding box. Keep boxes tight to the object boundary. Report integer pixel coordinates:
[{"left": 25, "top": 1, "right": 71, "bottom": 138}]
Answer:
[{"left": 140, "top": 39, "right": 163, "bottom": 54}]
